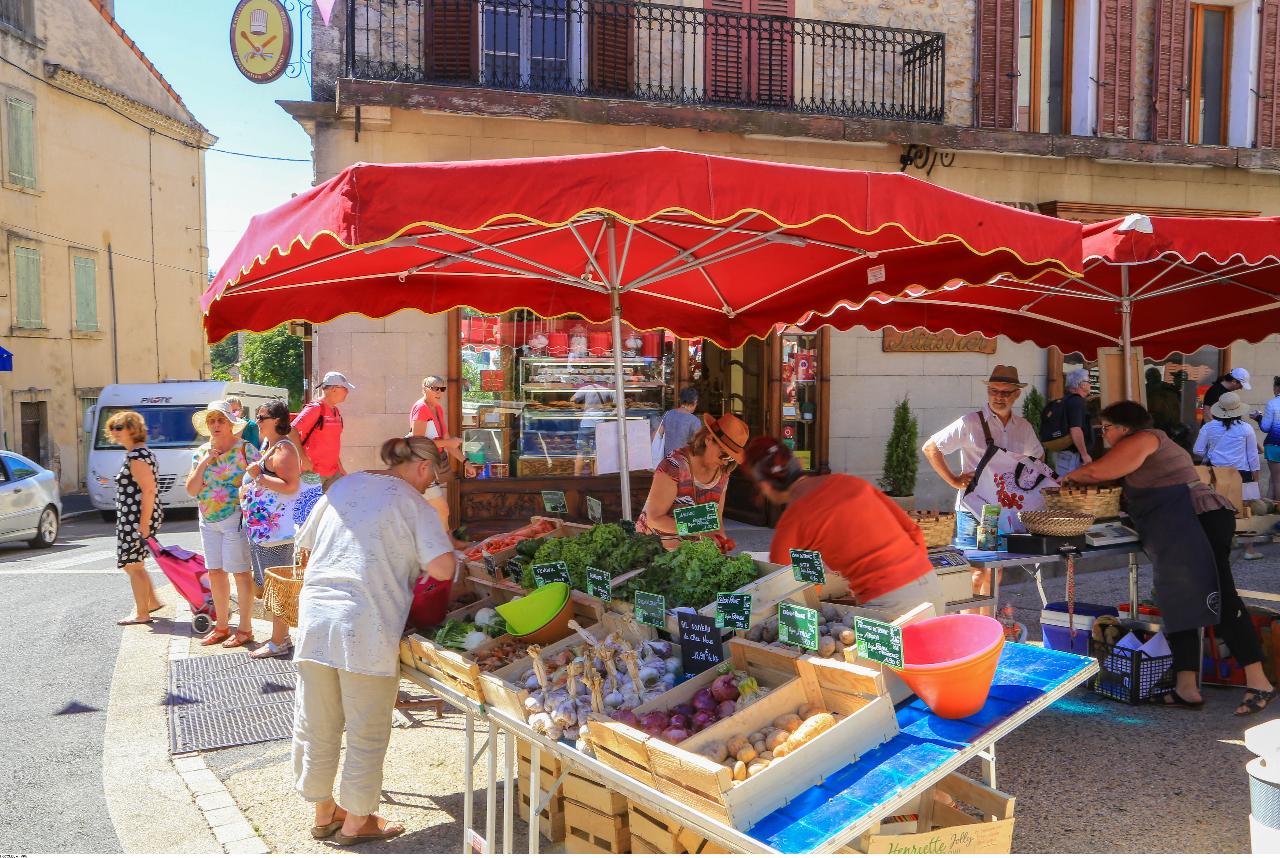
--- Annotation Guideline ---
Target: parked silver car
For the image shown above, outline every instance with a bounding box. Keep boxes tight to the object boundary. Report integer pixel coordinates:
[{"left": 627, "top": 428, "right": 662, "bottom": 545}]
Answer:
[{"left": 0, "top": 451, "right": 61, "bottom": 547}]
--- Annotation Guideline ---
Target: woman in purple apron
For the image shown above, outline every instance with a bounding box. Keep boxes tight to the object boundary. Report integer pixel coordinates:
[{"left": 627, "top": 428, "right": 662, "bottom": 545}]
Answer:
[{"left": 1066, "top": 400, "right": 1274, "bottom": 715}]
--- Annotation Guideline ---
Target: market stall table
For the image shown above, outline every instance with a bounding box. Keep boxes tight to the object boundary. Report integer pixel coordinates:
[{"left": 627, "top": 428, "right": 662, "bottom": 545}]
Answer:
[
  {"left": 400, "top": 643, "right": 1097, "bottom": 854},
  {"left": 959, "top": 541, "right": 1146, "bottom": 619}
]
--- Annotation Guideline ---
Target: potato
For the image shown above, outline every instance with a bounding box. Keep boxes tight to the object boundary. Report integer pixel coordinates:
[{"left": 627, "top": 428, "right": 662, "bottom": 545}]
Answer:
[
  {"left": 736, "top": 745, "right": 758, "bottom": 764},
  {"left": 748, "top": 731, "right": 765, "bottom": 745},
  {"left": 817, "top": 635, "right": 837, "bottom": 658},
  {"left": 752, "top": 740, "right": 767, "bottom": 754},
  {"left": 765, "top": 730, "right": 790, "bottom": 751},
  {"left": 747, "top": 761, "right": 770, "bottom": 777},
  {"left": 839, "top": 628, "right": 856, "bottom": 646},
  {"left": 773, "top": 714, "right": 803, "bottom": 732},
  {"left": 759, "top": 751, "right": 774, "bottom": 761},
  {"left": 746, "top": 626, "right": 764, "bottom": 642},
  {"left": 829, "top": 623, "right": 850, "bottom": 638},
  {"left": 733, "top": 760, "right": 748, "bottom": 781},
  {"left": 799, "top": 705, "right": 825, "bottom": 721},
  {"left": 726, "top": 736, "right": 749, "bottom": 757},
  {"left": 773, "top": 744, "right": 789, "bottom": 758},
  {"left": 704, "top": 742, "right": 729, "bottom": 764}
]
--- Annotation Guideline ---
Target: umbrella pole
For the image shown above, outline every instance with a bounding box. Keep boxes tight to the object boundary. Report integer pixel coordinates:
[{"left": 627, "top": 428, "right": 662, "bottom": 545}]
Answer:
[
  {"left": 1121, "top": 267, "right": 1133, "bottom": 400},
  {"left": 605, "top": 218, "right": 633, "bottom": 521},
  {"left": 609, "top": 287, "right": 632, "bottom": 520}
]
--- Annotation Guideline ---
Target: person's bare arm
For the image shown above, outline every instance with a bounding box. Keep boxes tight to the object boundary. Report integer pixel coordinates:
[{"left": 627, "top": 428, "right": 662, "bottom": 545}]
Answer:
[
  {"left": 1070, "top": 426, "right": 1092, "bottom": 463},
  {"left": 423, "top": 549, "right": 456, "bottom": 582},
  {"left": 184, "top": 452, "right": 213, "bottom": 497},
  {"left": 922, "top": 439, "right": 971, "bottom": 491},
  {"left": 287, "top": 428, "right": 315, "bottom": 472},
  {"left": 641, "top": 470, "right": 680, "bottom": 535},
  {"left": 251, "top": 443, "right": 301, "bottom": 495},
  {"left": 1064, "top": 432, "right": 1159, "bottom": 484},
  {"left": 411, "top": 420, "right": 427, "bottom": 437},
  {"left": 130, "top": 458, "right": 158, "bottom": 539}
]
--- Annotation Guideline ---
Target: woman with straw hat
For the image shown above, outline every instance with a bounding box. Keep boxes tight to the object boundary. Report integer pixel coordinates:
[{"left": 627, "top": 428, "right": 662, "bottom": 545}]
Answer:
[
  {"left": 637, "top": 413, "right": 749, "bottom": 552},
  {"left": 184, "top": 399, "right": 259, "bottom": 647}
]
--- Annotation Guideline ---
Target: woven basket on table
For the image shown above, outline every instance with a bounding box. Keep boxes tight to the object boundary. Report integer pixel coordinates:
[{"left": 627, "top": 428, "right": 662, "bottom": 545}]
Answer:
[
  {"left": 1042, "top": 485, "right": 1122, "bottom": 519},
  {"left": 909, "top": 511, "right": 956, "bottom": 547},
  {"left": 1018, "top": 510, "right": 1095, "bottom": 537},
  {"left": 264, "top": 554, "right": 307, "bottom": 628}
]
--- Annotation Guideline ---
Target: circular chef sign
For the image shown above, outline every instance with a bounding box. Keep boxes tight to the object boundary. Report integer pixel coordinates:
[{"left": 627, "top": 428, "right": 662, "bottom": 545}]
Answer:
[{"left": 230, "top": 0, "right": 292, "bottom": 84}]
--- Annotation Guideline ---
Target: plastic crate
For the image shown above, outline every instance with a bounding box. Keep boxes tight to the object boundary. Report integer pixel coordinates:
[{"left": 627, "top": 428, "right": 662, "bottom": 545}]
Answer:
[{"left": 1090, "top": 634, "right": 1174, "bottom": 704}]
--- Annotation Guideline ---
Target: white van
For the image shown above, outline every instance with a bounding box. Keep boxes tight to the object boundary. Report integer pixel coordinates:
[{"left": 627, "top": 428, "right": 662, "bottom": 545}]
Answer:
[{"left": 85, "top": 381, "right": 289, "bottom": 517}]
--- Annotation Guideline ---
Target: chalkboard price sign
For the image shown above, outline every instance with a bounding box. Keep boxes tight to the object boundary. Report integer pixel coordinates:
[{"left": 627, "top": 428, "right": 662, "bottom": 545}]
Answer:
[
  {"left": 483, "top": 554, "right": 497, "bottom": 576},
  {"left": 541, "top": 490, "right": 568, "bottom": 514},
  {"left": 674, "top": 502, "right": 720, "bottom": 536},
  {"left": 633, "top": 591, "right": 667, "bottom": 628},
  {"left": 790, "top": 548, "right": 825, "bottom": 585},
  {"left": 532, "top": 561, "right": 571, "bottom": 588},
  {"left": 854, "top": 616, "right": 904, "bottom": 669},
  {"left": 504, "top": 557, "right": 524, "bottom": 582},
  {"left": 778, "top": 602, "right": 819, "bottom": 651},
  {"left": 715, "top": 592, "right": 752, "bottom": 631},
  {"left": 677, "top": 610, "right": 725, "bottom": 675},
  {"left": 586, "top": 566, "right": 612, "bottom": 602},
  {"left": 586, "top": 496, "right": 603, "bottom": 524}
]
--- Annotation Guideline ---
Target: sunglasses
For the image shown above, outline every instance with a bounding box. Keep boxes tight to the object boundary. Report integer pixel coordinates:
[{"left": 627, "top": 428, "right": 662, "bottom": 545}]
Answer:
[
  {"left": 108, "top": 423, "right": 125, "bottom": 432},
  {"left": 429, "top": 386, "right": 447, "bottom": 392},
  {"left": 255, "top": 414, "right": 271, "bottom": 422},
  {"left": 987, "top": 387, "right": 1018, "bottom": 398}
]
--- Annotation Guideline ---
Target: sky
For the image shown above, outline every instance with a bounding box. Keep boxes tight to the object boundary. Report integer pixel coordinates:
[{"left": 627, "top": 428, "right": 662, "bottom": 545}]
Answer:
[{"left": 115, "top": 0, "right": 316, "bottom": 274}]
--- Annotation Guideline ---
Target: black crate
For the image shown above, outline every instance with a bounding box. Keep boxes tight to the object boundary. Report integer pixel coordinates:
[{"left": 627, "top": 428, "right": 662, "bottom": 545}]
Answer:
[{"left": 1090, "top": 636, "right": 1174, "bottom": 704}]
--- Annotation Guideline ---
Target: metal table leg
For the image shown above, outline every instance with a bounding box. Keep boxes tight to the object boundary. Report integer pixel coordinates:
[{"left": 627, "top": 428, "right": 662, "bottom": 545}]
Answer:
[
  {"left": 978, "top": 743, "right": 998, "bottom": 791},
  {"left": 528, "top": 742, "right": 541, "bottom": 855},
  {"left": 503, "top": 731, "right": 514, "bottom": 854},
  {"left": 486, "top": 722, "right": 497, "bottom": 854},
  {"left": 464, "top": 710, "right": 475, "bottom": 855},
  {"left": 1032, "top": 562, "right": 1048, "bottom": 607},
  {"left": 1128, "top": 552, "right": 1139, "bottom": 620}
]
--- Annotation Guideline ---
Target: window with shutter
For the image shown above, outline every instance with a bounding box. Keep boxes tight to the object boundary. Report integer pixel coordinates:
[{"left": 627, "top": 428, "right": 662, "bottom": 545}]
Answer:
[
  {"left": 1259, "top": 0, "right": 1280, "bottom": 147},
  {"left": 1096, "top": 0, "right": 1135, "bottom": 137},
  {"left": 706, "top": 0, "right": 749, "bottom": 103},
  {"left": 704, "top": 0, "right": 793, "bottom": 106},
  {"left": 749, "top": 0, "right": 793, "bottom": 108},
  {"left": 976, "top": 0, "right": 1018, "bottom": 128},
  {"left": 589, "top": 0, "right": 634, "bottom": 95},
  {"left": 14, "top": 246, "right": 40, "bottom": 328},
  {"left": 74, "top": 256, "right": 97, "bottom": 332},
  {"left": 6, "top": 96, "right": 35, "bottom": 189},
  {"left": 426, "top": 0, "right": 478, "bottom": 81},
  {"left": 1187, "top": 4, "right": 1231, "bottom": 145},
  {"left": 1152, "top": 0, "right": 1189, "bottom": 142},
  {"left": 1015, "top": 0, "right": 1072, "bottom": 132}
]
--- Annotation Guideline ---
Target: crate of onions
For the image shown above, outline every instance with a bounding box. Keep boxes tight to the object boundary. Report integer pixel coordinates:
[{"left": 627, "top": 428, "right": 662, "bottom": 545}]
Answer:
[{"left": 586, "top": 639, "right": 900, "bottom": 831}]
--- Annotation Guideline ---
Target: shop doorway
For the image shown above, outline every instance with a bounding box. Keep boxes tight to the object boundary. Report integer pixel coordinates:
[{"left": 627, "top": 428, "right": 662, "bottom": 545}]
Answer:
[
  {"left": 696, "top": 338, "right": 770, "bottom": 526},
  {"left": 20, "top": 400, "right": 46, "bottom": 466}
]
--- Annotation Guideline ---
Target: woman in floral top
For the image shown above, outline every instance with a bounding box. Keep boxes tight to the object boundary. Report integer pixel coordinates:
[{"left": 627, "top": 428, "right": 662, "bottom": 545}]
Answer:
[{"left": 185, "top": 399, "right": 259, "bottom": 647}]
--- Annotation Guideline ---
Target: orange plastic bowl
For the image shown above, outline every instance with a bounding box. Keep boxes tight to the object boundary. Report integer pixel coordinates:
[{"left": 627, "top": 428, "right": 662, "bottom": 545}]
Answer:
[{"left": 890, "top": 614, "right": 1005, "bottom": 719}]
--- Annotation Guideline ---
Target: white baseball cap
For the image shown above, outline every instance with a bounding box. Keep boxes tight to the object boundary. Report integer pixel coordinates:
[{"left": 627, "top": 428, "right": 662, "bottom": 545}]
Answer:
[
  {"left": 1230, "top": 367, "right": 1252, "bottom": 390},
  {"left": 320, "top": 371, "right": 355, "bottom": 391}
]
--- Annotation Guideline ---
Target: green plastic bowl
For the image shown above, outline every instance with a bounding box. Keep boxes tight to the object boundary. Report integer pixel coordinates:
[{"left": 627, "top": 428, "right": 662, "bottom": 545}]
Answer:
[{"left": 495, "top": 583, "right": 572, "bottom": 645}]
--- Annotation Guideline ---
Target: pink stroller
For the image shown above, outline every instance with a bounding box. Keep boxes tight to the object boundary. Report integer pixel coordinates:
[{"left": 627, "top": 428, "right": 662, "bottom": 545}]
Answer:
[{"left": 146, "top": 538, "right": 217, "bottom": 634}]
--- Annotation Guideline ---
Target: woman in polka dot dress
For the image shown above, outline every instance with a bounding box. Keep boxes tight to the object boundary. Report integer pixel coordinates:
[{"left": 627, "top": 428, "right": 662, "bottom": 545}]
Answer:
[{"left": 110, "top": 410, "right": 165, "bottom": 626}]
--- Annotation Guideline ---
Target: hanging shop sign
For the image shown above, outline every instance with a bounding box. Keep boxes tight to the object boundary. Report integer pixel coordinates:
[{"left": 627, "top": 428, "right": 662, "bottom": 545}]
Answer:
[
  {"left": 230, "top": 0, "right": 292, "bottom": 84},
  {"left": 882, "top": 328, "right": 997, "bottom": 355}
]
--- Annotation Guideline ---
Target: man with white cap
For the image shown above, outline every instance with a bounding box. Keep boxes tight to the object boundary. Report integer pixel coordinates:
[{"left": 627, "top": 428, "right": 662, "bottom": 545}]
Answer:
[
  {"left": 291, "top": 371, "right": 354, "bottom": 491},
  {"left": 1203, "top": 367, "right": 1251, "bottom": 422}
]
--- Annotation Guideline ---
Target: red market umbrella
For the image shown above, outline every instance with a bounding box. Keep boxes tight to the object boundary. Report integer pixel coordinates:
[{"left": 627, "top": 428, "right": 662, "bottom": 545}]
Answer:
[
  {"left": 805, "top": 213, "right": 1280, "bottom": 397},
  {"left": 204, "top": 148, "right": 1082, "bottom": 516}
]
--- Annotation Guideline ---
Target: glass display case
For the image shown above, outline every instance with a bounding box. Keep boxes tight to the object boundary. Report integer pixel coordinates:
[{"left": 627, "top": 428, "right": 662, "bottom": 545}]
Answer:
[
  {"left": 780, "top": 329, "right": 819, "bottom": 472},
  {"left": 459, "top": 310, "right": 674, "bottom": 479}
]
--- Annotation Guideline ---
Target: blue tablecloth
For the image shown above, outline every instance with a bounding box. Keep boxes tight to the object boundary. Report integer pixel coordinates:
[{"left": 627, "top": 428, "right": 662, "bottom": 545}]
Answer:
[{"left": 744, "top": 643, "right": 1094, "bottom": 853}]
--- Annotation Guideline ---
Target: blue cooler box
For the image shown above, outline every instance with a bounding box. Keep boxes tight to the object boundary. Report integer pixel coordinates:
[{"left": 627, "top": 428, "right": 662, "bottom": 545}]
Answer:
[{"left": 1041, "top": 601, "right": 1117, "bottom": 656}]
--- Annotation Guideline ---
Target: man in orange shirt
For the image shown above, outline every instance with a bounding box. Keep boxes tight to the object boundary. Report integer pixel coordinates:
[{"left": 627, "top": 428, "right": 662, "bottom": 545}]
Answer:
[{"left": 745, "top": 437, "right": 944, "bottom": 618}]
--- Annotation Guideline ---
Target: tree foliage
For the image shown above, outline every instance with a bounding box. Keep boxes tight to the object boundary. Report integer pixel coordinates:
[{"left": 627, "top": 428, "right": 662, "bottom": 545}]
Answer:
[
  {"left": 1022, "top": 386, "right": 1046, "bottom": 433},
  {"left": 239, "top": 326, "right": 305, "bottom": 410},
  {"left": 209, "top": 335, "right": 238, "bottom": 382},
  {"left": 879, "top": 397, "right": 919, "bottom": 498}
]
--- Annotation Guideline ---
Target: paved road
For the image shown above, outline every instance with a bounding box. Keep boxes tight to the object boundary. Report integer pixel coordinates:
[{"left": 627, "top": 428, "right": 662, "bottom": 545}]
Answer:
[{"left": 0, "top": 514, "right": 199, "bottom": 853}]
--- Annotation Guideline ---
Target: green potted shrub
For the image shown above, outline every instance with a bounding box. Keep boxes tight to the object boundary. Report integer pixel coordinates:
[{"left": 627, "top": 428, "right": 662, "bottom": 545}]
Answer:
[
  {"left": 1022, "top": 386, "right": 1046, "bottom": 434},
  {"left": 879, "top": 397, "right": 919, "bottom": 510}
]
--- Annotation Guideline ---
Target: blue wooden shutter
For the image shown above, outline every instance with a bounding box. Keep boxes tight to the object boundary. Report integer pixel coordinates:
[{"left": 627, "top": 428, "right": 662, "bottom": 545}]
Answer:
[
  {"left": 74, "top": 256, "right": 97, "bottom": 331},
  {"left": 14, "top": 246, "right": 41, "bottom": 328},
  {"left": 6, "top": 97, "right": 35, "bottom": 188}
]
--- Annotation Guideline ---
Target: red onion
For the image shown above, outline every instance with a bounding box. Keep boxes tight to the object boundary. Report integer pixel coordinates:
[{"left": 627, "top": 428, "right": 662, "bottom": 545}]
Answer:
[
  {"left": 667, "top": 712, "right": 689, "bottom": 730},
  {"left": 692, "top": 688, "right": 716, "bottom": 711},
  {"left": 710, "top": 674, "right": 741, "bottom": 703},
  {"left": 715, "top": 700, "right": 737, "bottom": 719},
  {"left": 613, "top": 708, "right": 639, "bottom": 728},
  {"left": 639, "top": 712, "right": 670, "bottom": 737},
  {"left": 674, "top": 703, "right": 696, "bottom": 719},
  {"left": 691, "top": 710, "right": 715, "bottom": 731},
  {"left": 661, "top": 727, "right": 691, "bottom": 744}
]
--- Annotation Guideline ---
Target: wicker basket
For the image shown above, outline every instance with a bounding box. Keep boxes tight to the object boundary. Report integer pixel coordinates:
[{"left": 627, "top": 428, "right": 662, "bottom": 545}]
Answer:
[
  {"left": 1018, "top": 510, "right": 1095, "bottom": 537},
  {"left": 1042, "top": 485, "right": 1122, "bottom": 519},
  {"left": 909, "top": 511, "right": 957, "bottom": 547},
  {"left": 264, "top": 562, "right": 305, "bottom": 628}
]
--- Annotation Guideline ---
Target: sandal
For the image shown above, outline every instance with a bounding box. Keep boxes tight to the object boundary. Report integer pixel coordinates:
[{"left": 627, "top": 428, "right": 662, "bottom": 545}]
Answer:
[
  {"left": 199, "top": 627, "right": 232, "bottom": 646},
  {"left": 249, "top": 640, "right": 293, "bottom": 660},
  {"left": 333, "top": 818, "right": 405, "bottom": 846},
  {"left": 1236, "top": 687, "right": 1278, "bottom": 717},
  {"left": 116, "top": 616, "right": 154, "bottom": 626},
  {"left": 311, "top": 815, "right": 346, "bottom": 840},
  {"left": 222, "top": 629, "right": 254, "bottom": 649},
  {"left": 1156, "top": 690, "right": 1204, "bottom": 709}
]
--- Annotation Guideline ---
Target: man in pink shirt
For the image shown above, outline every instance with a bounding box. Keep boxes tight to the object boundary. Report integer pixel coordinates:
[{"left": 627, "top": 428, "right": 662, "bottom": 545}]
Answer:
[{"left": 291, "top": 371, "right": 353, "bottom": 490}]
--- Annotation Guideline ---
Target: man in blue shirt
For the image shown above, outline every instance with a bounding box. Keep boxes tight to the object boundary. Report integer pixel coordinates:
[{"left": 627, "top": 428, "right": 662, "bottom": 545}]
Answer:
[{"left": 655, "top": 387, "right": 701, "bottom": 458}]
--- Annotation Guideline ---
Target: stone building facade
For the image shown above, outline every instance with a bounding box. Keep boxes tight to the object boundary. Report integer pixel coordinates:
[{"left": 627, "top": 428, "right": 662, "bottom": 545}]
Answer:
[{"left": 283, "top": 0, "right": 1280, "bottom": 519}]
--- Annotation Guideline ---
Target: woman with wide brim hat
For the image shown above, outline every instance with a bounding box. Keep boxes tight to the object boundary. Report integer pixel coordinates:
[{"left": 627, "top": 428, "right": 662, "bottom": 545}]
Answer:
[
  {"left": 1196, "top": 390, "right": 1263, "bottom": 508},
  {"left": 184, "top": 399, "right": 259, "bottom": 648},
  {"left": 637, "top": 412, "right": 749, "bottom": 552}
]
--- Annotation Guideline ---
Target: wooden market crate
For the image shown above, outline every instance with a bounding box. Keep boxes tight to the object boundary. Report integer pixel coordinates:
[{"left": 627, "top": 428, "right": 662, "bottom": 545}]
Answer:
[
  {"left": 589, "top": 642, "right": 898, "bottom": 831},
  {"left": 609, "top": 559, "right": 795, "bottom": 637},
  {"left": 626, "top": 802, "right": 730, "bottom": 854},
  {"left": 406, "top": 590, "right": 523, "bottom": 702},
  {"left": 517, "top": 785, "right": 566, "bottom": 843},
  {"left": 514, "top": 737, "right": 566, "bottom": 842},
  {"left": 564, "top": 797, "right": 630, "bottom": 854},
  {"left": 840, "top": 773, "right": 1016, "bottom": 854},
  {"left": 515, "top": 737, "right": 563, "bottom": 793},
  {"left": 562, "top": 770, "right": 628, "bottom": 815},
  {"left": 479, "top": 611, "right": 655, "bottom": 720},
  {"left": 463, "top": 515, "right": 575, "bottom": 583}
]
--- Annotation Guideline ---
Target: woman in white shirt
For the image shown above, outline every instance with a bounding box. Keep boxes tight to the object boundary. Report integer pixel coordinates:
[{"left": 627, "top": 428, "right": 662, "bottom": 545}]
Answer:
[
  {"left": 1194, "top": 392, "right": 1261, "bottom": 503},
  {"left": 1256, "top": 376, "right": 1280, "bottom": 501},
  {"left": 291, "top": 436, "right": 455, "bottom": 845}
]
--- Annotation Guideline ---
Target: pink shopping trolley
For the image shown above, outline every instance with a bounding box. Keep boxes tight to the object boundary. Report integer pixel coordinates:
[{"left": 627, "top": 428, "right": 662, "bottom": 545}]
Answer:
[{"left": 146, "top": 538, "right": 217, "bottom": 634}]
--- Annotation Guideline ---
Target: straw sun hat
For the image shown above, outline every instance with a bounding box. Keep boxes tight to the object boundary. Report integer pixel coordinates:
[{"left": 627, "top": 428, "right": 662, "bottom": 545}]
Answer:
[{"left": 192, "top": 399, "right": 248, "bottom": 437}]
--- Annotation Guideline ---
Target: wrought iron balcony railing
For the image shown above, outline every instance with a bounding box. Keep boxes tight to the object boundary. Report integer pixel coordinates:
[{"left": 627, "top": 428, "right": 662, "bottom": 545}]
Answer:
[{"left": 344, "top": 0, "right": 945, "bottom": 121}]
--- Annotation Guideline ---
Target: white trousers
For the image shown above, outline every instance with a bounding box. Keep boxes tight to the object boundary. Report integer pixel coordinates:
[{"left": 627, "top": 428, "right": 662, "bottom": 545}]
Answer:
[{"left": 292, "top": 659, "right": 400, "bottom": 815}]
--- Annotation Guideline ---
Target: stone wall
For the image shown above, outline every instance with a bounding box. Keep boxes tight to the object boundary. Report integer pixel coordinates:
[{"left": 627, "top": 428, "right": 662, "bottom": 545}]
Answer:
[{"left": 1132, "top": 0, "right": 1156, "bottom": 141}]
